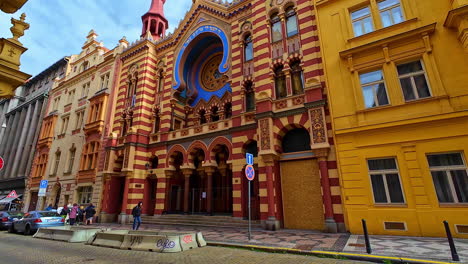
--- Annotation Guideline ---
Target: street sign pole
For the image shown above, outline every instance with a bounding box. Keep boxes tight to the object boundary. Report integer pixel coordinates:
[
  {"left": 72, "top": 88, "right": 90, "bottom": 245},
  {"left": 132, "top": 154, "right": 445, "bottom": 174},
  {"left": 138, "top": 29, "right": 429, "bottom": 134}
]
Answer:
[{"left": 248, "top": 180, "right": 251, "bottom": 241}]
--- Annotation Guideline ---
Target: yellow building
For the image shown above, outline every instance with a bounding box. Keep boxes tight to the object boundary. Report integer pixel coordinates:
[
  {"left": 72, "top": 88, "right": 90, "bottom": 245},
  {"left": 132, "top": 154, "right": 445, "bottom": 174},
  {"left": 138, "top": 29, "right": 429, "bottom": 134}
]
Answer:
[{"left": 314, "top": 0, "right": 468, "bottom": 238}]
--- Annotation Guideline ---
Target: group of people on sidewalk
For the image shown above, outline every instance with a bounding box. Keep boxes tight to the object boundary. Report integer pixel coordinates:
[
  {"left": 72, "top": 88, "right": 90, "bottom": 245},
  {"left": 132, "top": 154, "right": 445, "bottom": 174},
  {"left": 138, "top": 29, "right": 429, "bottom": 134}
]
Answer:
[{"left": 46, "top": 203, "right": 96, "bottom": 226}]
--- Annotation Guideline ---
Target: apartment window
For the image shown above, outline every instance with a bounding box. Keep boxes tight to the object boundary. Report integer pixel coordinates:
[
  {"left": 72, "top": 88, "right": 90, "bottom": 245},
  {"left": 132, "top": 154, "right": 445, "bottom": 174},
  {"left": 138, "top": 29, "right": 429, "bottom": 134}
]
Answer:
[
  {"left": 34, "top": 154, "right": 48, "bottom": 178},
  {"left": 60, "top": 116, "right": 69, "bottom": 135},
  {"left": 81, "top": 82, "right": 90, "bottom": 98},
  {"left": 274, "top": 66, "right": 287, "bottom": 99},
  {"left": 378, "top": 0, "right": 404, "bottom": 27},
  {"left": 81, "top": 141, "right": 99, "bottom": 170},
  {"left": 368, "top": 158, "right": 405, "bottom": 204},
  {"left": 290, "top": 61, "right": 304, "bottom": 95},
  {"left": 53, "top": 151, "right": 61, "bottom": 175},
  {"left": 397, "top": 60, "right": 431, "bottom": 101},
  {"left": 52, "top": 97, "right": 61, "bottom": 111},
  {"left": 68, "top": 148, "right": 76, "bottom": 173},
  {"left": 75, "top": 111, "right": 84, "bottom": 129},
  {"left": 100, "top": 73, "right": 110, "bottom": 90},
  {"left": 427, "top": 153, "right": 468, "bottom": 204},
  {"left": 244, "top": 35, "right": 253, "bottom": 62},
  {"left": 271, "top": 13, "right": 283, "bottom": 42},
  {"left": 67, "top": 89, "right": 75, "bottom": 104},
  {"left": 351, "top": 6, "right": 374, "bottom": 36},
  {"left": 359, "top": 70, "right": 389, "bottom": 108},
  {"left": 245, "top": 82, "right": 255, "bottom": 112},
  {"left": 78, "top": 186, "right": 93, "bottom": 204},
  {"left": 285, "top": 7, "right": 299, "bottom": 37}
]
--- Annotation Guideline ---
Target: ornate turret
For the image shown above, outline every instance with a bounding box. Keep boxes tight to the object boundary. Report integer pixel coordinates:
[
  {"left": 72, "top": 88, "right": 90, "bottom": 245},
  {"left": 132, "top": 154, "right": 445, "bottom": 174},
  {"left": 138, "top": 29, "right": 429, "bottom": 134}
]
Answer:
[{"left": 141, "top": 0, "right": 168, "bottom": 41}]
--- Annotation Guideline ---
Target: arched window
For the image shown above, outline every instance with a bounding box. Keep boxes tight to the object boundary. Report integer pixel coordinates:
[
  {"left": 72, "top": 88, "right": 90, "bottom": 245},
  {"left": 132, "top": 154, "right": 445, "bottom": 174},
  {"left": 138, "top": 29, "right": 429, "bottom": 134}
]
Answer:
[
  {"left": 211, "top": 106, "right": 219, "bottom": 122},
  {"left": 224, "top": 102, "right": 232, "bottom": 119},
  {"left": 121, "top": 114, "right": 128, "bottom": 136},
  {"left": 82, "top": 61, "right": 89, "bottom": 72},
  {"left": 285, "top": 7, "right": 299, "bottom": 37},
  {"left": 150, "top": 156, "right": 158, "bottom": 169},
  {"left": 158, "top": 71, "right": 164, "bottom": 92},
  {"left": 244, "top": 34, "right": 253, "bottom": 61},
  {"left": 274, "top": 66, "right": 287, "bottom": 98},
  {"left": 245, "top": 141, "right": 258, "bottom": 157},
  {"left": 245, "top": 82, "right": 255, "bottom": 112},
  {"left": 282, "top": 128, "right": 311, "bottom": 153},
  {"left": 199, "top": 109, "right": 207, "bottom": 124},
  {"left": 271, "top": 12, "right": 283, "bottom": 42},
  {"left": 290, "top": 61, "right": 304, "bottom": 95}
]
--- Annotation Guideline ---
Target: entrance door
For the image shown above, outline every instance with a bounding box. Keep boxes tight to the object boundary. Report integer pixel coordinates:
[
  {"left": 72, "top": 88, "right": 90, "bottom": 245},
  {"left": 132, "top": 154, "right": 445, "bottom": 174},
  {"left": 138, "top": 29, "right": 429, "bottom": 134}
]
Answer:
[
  {"left": 28, "top": 192, "right": 38, "bottom": 211},
  {"left": 280, "top": 159, "right": 324, "bottom": 230},
  {"left": 169, "top": 185, "right": 182, "bottom": 212}
]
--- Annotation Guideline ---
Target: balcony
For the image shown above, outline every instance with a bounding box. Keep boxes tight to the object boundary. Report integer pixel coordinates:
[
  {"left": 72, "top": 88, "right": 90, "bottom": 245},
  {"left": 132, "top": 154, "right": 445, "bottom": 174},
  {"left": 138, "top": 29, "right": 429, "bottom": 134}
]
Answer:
[
  {"left": 77, "top": 169, "right": 96, "bottom": 184},
  {"left": 37, "top": 136, "right": 53, "bottom": 148},
  {"left": 84, "top": 119, "right": 104, "bottom": 135}
]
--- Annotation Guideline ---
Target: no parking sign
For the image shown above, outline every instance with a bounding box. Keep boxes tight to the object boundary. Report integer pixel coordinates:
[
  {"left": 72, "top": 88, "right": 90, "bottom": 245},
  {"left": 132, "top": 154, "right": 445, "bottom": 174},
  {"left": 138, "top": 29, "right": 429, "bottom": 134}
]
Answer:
[
  {"left": 0, "top": 156, "right": 3, "bottom": 171},
  {"left": 245, "top": 164, "right": 255, "bottom": 181}
]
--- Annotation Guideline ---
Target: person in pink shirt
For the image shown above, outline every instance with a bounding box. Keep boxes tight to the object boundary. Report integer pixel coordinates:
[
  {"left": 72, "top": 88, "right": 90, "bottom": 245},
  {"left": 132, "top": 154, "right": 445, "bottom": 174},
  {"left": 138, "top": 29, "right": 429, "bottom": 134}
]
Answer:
[{"left": 69, "top": 203, "right": 79, "bottom": 226}]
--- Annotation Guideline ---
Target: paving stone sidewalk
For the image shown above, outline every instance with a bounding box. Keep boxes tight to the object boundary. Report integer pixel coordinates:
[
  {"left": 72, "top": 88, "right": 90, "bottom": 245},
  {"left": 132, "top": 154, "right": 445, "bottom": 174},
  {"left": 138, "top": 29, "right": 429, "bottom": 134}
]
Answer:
[{"left": 91, "top": 223, "right": 468, "bottom": 263}]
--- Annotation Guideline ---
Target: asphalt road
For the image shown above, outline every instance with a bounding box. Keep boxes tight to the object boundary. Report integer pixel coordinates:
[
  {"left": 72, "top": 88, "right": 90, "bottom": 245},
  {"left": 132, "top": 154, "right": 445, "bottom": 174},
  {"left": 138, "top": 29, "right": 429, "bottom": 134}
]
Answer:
[{"left": 0, "top": 231, "right": 368, "bottom": 264}]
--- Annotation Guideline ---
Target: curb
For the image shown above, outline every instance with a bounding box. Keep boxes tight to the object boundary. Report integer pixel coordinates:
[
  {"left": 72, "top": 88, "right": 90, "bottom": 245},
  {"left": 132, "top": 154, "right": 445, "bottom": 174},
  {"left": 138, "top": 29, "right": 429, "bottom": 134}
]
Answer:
[{"left": 207, "top": 241, "right": 456, "bottom": 264}]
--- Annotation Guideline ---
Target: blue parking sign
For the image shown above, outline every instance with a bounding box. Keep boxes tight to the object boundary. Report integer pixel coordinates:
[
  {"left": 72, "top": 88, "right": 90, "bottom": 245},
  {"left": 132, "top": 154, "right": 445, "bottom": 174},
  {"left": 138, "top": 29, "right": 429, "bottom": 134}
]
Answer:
[
  {"left": 38, "top": 180, "right": 48, "bottom": 197},
  {"left": 40, "top": 180, "right": 48, "bottom": 188},
  {"left": 246, "top": 153, "right": 254, "bottom": 165}
]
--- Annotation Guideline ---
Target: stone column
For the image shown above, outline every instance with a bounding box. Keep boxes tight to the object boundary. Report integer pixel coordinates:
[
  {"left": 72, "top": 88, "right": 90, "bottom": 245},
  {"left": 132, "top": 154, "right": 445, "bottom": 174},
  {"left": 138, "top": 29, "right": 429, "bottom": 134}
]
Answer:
[
  {"left": 263, "top": 155, "right": 280, "bottom": 231},
  {"left": 204, "top": 166, "right": 216, "bottom": 215},
  {"left": 19, "top": 100, "right": 40, "bottom": 177},
  {"left": 3, "top": 111, "right": 21, "bottom": 178},
  {"left": 118, "top": 175, "right": 131, "bottom": 224},
  {"left": 182, "top": 168, "right": 193, "bottom": 214},
  {"left": 10, "top": 104, "right": 32, "bottom": 178},
  {"left": 316, "top": 149, "right": 337, "bottom": 233}
]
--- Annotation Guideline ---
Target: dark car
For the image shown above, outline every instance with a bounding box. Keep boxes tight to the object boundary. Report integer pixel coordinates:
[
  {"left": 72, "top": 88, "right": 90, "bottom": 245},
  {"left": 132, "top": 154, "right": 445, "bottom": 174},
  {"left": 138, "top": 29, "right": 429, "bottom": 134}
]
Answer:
[
  {"left": 9, "top": 211, "right": 64, "bottom": 235},
  {"left": 0, "top": 211, "right": 24, "bottom": 230}
]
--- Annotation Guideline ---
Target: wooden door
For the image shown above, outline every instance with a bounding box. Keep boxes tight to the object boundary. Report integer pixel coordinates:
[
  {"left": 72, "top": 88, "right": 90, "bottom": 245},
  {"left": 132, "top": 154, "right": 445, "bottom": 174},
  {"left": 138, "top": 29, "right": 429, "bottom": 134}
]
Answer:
[{"left": 280, "top": 159, "right": 324, "bottom": 230}]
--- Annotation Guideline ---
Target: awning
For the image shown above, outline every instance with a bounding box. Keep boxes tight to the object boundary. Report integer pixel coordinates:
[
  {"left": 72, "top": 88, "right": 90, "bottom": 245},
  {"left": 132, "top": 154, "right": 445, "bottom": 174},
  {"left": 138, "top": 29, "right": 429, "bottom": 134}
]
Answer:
[{"left": 0, "top": 195, "right": 22, "bottom": 204}]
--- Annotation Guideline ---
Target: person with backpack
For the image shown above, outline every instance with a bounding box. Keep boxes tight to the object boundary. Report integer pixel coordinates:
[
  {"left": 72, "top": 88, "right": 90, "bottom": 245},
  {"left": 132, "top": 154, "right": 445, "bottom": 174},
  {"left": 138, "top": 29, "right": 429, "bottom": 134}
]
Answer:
[
  {"left": 60, "top": 204, "right": 70, "bottom": 222},
  {"left": 132, "top": 202, "right": 143, "bottom": 230},
  {"left": 84, "top": 203, "right": 96, "bottom": 225},
  {"left": 69, "top": 203, "right": 79, "bottom": 226}
]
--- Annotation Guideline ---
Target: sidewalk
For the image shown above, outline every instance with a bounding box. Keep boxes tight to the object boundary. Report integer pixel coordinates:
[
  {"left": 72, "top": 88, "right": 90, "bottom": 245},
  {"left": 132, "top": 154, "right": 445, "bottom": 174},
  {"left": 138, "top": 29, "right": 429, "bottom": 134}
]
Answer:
[{"left": 91, "top": 223, "right": 468, "bottom": 263}]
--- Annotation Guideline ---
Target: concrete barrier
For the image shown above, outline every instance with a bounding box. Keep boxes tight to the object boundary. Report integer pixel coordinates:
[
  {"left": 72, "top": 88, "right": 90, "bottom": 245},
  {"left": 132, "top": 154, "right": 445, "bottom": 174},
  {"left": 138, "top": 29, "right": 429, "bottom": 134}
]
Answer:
[
  {"left": 196, "top": 232, "right": 207, "bottom": 247},
  {"left": 33, "top": 226, "right": 104, "bottom": 243},
  {"left": 88, "top": 230, "right": 205, "bottom": 253}
]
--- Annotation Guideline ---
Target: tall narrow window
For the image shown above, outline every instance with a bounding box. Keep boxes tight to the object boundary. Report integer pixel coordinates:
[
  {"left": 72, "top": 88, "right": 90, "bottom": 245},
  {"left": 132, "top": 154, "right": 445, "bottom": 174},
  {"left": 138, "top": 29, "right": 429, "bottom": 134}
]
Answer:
[
  {"left": 211, "top": 106, "right": 220, "bottom": 122},
  {"left": 245, "top": 82, "right": 255, "bottom": 112},
  {"left": 68, "top": 148, "right": 76, "bottom": 173},
  {"left": 244, "top": 35, "right": 253, "bottom": 62},
  {"left": 274, "top": 66, "right": 287, "bottom": 99},
  {"left": 158, "top": 71, "right": 164, "bottom": 92},
  {"left": 351, "top": 6, "right": 374, "bottom": 36},
  {"left": 60, "top": 116, "right": 69, "bottom": 135},
  {"left": 290, "top": 61, "right": 304, "bottom": 95},
  {"left": 53, "top": 151, "right": 61, "bottom": 175},
  {"left": 359, "top": 70, "right": 389, "bottom": 108},
  {"left": 378, "top": 0, "right": 404, "bottom": 27},
  {"left": 199, "top": 109, "right": 207, "bottom": 125},
  {"left": 427, "top": 153, "right": 468, "bottom": 204},
  {"left": 397, "top": 60, "right": 431, "bottom": 101},
  {"left": 368, "top": 158, "right": 405, "bottom": 204},
  {"left": 271, "top": 13, "right": 283, "bottom": 42},
  {"left": 224, "top": 102, "right": 232, "bottom": 119},
  {"left": 285, "top": 7, "right": 298, "bottom": 37},
  {"left": 154, "top": 110, "right": 160, "bottom": 133}
]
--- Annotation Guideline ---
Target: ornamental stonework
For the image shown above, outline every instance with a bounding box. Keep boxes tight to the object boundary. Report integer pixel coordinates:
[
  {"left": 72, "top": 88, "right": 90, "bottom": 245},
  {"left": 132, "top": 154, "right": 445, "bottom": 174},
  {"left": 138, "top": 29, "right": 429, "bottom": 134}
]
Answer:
[
  {"left": 260, "top": 119, "right": 271, "bottom": 150},
  {"left": 310, "top": 108, "right": 327, "bottom": 144}
]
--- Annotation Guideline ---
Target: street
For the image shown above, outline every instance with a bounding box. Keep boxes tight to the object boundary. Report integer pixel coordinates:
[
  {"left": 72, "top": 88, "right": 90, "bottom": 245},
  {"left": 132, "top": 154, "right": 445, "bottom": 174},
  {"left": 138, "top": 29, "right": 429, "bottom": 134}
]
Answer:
[{"left": 0, "top": 231, "right": 366, "bottom": 264}]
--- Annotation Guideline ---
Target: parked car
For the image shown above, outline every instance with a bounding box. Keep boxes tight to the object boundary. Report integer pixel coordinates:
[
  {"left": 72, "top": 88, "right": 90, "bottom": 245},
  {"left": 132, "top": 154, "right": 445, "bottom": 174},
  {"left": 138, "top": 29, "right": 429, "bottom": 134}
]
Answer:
[
  {"left": 0, "top": 211, "right": 24, "bottom": 230},
  {"left": 9, "top": 211, "right": 64, "bottom": 235}
]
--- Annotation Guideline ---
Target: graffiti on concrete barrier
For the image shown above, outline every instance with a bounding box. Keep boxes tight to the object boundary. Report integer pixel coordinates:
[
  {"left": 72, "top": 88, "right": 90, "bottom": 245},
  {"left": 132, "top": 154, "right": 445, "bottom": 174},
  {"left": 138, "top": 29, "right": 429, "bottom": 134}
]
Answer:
[
  {"left": 130, "top": 236, "right": 143, "bottom": 246},
  {"left": 183, "top": 235, "right": 193, "bottom": 244},
  {"left": 157, "top": 239, "right": 176, "bottom": 249}
]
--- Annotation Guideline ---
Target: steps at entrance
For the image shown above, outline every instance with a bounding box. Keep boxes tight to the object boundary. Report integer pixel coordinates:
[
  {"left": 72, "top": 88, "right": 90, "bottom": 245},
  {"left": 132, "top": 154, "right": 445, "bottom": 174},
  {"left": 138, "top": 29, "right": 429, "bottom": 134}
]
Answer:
[{"left": 141, "top": 215, "right": 262, "bottom": 229}]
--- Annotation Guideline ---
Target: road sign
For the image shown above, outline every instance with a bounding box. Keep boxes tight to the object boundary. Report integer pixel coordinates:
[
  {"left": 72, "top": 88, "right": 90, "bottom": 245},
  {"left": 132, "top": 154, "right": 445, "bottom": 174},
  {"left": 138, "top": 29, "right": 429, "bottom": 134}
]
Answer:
[
  {"left": 38, "top": 180, "right": 48, "bottom": 197},
  {"left": 246, "top": 153, "right": 254, "bottom": 165},
  {"left": 0, "top": 156, "right": 4, "bottom": 171},
  {"left": 6, "top": 190, "right": 18, "bottom": 199},
  {"left": 245, "top": 164, "right": 255, "bottom": 181}
]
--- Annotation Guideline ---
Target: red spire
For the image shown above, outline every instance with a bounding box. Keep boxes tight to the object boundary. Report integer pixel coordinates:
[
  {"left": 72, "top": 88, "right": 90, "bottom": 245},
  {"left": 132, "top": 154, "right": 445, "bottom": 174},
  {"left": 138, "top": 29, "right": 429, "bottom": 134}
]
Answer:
[{"left": 141, "top": 0, "right": 168, "bottom": 40}]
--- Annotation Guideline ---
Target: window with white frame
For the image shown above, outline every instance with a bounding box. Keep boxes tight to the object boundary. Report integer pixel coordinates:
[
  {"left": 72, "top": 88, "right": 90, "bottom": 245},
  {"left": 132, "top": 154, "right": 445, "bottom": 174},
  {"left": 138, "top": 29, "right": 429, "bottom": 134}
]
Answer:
[
  {"left": 60, "top": 116, "right": 69, "bottom": 135},
  {"left": 427, "top": 153, "right": 468, "bottom": 204},
  {"left": 359, "top": 70, "right": 390, "bottom": 108},
  {"left": 397, "top": 60, "right": 431, "bottom": 101},
  {"left": 53, "top": 151, "right": 61, "bottom": 175},
  {"left": 378, "top": 0, "right": 404, "bottom": 27},
  {"left": 78, "top": 186, "right": 93, "bottom": 204},
  {"left": 75, "top": 111, "right": 84, "bottom": 129},
  {"left": 68, "top": 147, "right": 76, "bottom": 173},
  {"left": 351, "top": 6, "right": 374, "bottom": 37},
  {"left": 368, "top": 158, "right": 405, "bottom": 204}
]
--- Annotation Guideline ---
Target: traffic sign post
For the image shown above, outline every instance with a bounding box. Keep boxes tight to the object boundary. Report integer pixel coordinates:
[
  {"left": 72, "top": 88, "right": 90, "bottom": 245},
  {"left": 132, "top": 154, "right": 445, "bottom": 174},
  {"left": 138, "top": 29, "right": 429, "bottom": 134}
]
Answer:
[
  {"left": 245, "top": 154, "right": 255, "bottom": 241},
  {"left": 38, "top": 180, "right": 48, "bottom": 197},
  {"left": 0, "top": 156, "right": 4, "bottom": 171}
]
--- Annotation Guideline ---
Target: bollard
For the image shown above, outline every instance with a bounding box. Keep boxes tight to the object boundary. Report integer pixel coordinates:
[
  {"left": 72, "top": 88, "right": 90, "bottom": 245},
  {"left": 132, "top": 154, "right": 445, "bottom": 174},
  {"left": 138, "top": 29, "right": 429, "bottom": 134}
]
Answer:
[
  {"left": 361, "top": 219, "right": 372, "bottom": 254},
  {"left": 443, "top": 221, "right": 460, "bottom": 261}
]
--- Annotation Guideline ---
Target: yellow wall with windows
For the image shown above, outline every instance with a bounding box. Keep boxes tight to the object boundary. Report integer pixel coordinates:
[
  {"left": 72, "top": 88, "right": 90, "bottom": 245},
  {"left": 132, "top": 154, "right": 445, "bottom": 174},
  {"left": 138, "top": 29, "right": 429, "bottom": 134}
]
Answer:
[{"left": 315, "top": 0, "right": 468, "bottom": 237}]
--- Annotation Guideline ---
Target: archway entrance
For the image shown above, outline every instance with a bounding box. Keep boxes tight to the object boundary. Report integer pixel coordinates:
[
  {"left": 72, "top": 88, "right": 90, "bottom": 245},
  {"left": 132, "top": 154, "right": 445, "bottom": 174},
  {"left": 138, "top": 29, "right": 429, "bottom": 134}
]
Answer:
[{"left": 280, "top": 128, "right": 325, "bottom": 230}]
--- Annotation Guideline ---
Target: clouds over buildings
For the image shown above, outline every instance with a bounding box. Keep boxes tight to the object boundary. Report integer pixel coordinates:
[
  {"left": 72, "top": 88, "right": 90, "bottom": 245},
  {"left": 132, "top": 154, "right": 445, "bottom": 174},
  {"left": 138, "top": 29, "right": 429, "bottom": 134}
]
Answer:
[{"left": 0, "top": 0, "right": 193, "bottom": 76}]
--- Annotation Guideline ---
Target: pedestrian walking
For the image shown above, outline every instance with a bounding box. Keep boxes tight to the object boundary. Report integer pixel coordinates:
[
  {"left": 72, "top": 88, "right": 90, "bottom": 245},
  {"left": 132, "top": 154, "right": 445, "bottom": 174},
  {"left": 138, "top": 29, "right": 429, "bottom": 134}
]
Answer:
[
  {"left": 60, "top": 204, "right": 69, "bottom": 222},
  {"left": 84, "top": 203, "right": 96, "bottom": 225},
  {"left": 132, "top": 202, "right": 143, "bottom": 230},
  {"left": 69, "top": 203, "right": 79, "bottom": 226}
]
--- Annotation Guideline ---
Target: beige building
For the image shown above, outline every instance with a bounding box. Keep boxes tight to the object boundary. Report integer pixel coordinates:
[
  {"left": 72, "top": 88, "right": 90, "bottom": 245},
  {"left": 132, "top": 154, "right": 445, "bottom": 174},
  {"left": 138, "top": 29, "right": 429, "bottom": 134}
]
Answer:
[{"left": 25, "top": 30, "right": 126, "bottom": 211}]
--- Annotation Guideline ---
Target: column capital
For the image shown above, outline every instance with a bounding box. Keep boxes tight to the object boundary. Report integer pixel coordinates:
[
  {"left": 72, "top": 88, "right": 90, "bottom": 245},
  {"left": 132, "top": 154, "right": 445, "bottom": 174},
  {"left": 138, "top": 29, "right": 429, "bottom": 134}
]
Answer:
[
  {"left": 203, "top": 165, "right": 217, "bottom": 175},
  {"left": 314, "top": 148, "right": 329, "bottom": 161},
  {"left": 181, "top": 168, "right": 193, "bottom": 177},
  {"left": 260, "top": 153, "right": 279, "bottom": 166}
]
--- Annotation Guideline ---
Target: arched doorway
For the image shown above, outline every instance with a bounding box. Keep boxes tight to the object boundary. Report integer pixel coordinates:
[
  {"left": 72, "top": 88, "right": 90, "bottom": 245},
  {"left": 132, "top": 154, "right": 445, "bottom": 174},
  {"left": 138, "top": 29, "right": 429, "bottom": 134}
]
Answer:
[
  {"left": 280, "top": 128, "right": 325, "bottom": 230},
  {"left": 167, "top": 151, "right": 184, "bottom": 213},
  {"left": 242, "top": 141, "right": 260, "bottom": 220},
  {"left": 212, "top": 145, "right": 232, "bottom": 214},
  {"left": 144, "top": 156, "right": 159, "bottom": 215},
  {"left": 188, "top": 148, "right": 206, "bottom": 214}
]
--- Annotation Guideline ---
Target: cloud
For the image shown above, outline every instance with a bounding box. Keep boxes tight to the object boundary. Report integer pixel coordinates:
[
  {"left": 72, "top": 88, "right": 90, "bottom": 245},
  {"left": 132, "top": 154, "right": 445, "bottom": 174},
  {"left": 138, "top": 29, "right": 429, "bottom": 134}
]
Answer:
[{"left": 0, "top": 0, "right": 194, "bottom": 76}]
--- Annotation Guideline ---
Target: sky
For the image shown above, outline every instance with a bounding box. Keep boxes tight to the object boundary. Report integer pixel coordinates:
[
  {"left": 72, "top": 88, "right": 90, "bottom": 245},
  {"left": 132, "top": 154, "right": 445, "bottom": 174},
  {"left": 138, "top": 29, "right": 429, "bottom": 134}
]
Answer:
[{"left": 0, "top": 0, "right": 194, "bottom": 76}]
